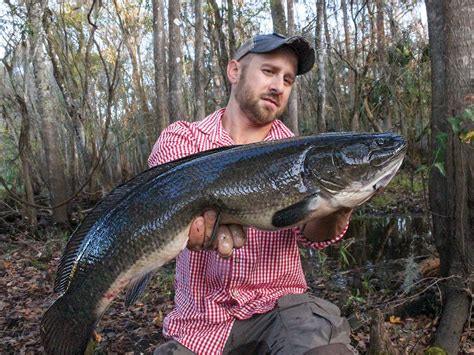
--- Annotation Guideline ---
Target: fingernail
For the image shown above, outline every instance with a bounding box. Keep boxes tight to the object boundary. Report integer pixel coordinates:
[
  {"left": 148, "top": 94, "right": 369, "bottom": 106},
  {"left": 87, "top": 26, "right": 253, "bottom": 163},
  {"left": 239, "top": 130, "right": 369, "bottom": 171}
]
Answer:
[
  {"left": 195, "top": 220, "right": 203, "bottom": 232},
  {"left": 219, "top": 233, "right": 229, "bottom": 240},
  {"left": 221, "top": 251, "right": 233, "bottom": 259},
  {"left": 205, "top": 210, "right": 217, "bottom": 219}
]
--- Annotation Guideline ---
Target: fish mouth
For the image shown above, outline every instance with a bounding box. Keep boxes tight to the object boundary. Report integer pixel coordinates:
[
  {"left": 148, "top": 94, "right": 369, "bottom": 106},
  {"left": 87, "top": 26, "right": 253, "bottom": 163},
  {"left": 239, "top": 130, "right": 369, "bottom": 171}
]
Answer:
[
  {"left": 333, "top": 155, "right": 405, "bottom": 208},
  {"left": 369, "top": 137, "right": 407, "bottom": 168},
  {"left": 370, "top": 155, "right": 405, "bottom": 191}
]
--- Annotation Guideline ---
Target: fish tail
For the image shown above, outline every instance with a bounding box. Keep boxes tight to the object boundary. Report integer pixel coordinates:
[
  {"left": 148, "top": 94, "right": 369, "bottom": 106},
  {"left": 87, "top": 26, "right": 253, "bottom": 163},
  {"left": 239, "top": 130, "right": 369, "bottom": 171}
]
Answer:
[{"left": 41, "top": 295, "right": 96, "bottom": 355}]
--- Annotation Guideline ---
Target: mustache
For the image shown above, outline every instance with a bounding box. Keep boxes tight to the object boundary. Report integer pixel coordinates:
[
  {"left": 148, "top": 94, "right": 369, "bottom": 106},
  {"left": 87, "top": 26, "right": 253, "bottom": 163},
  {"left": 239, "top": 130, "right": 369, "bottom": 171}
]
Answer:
[{"left": 261, "top": 93, "right": 281, "bottom": 107}]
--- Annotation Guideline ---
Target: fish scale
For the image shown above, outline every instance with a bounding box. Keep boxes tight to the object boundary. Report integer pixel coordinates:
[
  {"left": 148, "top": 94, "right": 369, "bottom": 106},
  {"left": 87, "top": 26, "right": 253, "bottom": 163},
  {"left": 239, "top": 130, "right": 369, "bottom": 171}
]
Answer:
[{"left": 41, "top": 132, "right": 407, "bottom": 354}]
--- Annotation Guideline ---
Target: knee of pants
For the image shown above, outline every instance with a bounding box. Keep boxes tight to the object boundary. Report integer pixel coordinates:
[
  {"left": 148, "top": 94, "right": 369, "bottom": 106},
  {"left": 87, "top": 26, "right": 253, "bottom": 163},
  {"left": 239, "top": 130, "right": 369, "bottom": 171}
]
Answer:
[{"left": 154, "top": 340, "right": 194, "bottom": 355}]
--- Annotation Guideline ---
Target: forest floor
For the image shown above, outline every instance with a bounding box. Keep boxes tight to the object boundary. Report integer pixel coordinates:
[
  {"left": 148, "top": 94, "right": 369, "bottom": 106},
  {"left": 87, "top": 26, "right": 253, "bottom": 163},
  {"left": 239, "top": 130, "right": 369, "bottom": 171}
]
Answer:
[{"left": 0, "top": 170, "right": 472, "bottom": 354}]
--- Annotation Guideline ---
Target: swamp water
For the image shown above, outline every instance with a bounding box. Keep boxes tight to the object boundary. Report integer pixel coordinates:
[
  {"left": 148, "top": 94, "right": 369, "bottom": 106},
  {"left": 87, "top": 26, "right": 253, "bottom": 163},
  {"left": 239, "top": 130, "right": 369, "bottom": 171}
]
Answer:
[{"left": 300, "top": 214, "right": 435, "bottom": 305}]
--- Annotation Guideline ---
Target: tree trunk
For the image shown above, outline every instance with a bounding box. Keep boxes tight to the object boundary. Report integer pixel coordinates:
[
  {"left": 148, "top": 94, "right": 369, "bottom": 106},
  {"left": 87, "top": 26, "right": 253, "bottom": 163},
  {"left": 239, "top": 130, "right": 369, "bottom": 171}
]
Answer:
[
  {"left": 375, "top": 0, "right": 385, "bottom": 77},
  {"left": 227, "top": 0, "right": 236, "bottom": 59},
  {"left": 270, "top": 0, "right": 298, "bottom": 132},
  {"left": 3, "top": 54, "right": 38, "bottom": 228},
  {"left": 426, "top": 0, "right": 448, "bottom": 267},
  {"left": 14, "top": 93, "right": 38, "bottom": 228},
  {"left": 29, "top": 0, "right": 69, "bottom": 225},
  {"left": 193, "top": 0, "right": 206, "bottom": 121},
  {"left": 270, "top": 0, "right": 286, "bottom": 35},
  {"left": 341, "top": 0, "right": 351, "bottom": 59},
  {"left": 208, "top": 0, "right": 229, "bottom": 97},
  {"left": 152, "top": 0, "right": 169, "bottom": 132},
  {"left": 128, "top": 41, "right": 151, "bottom": 138},
  {"left": 341, "top": 0, "right": 354, "bottom": 130},
  {"left": 375, "top": 0, "right": 391, "bottom": 130},
  {"left": 42, "top": 9, "right": 88, "bottom": 190},
  {"left": 113, "top": 1, "right": 152, "bottom": 149},
  {"left": 286, "top": 0, "right": 299, "bottom": 134},
  {"left": 19, "top": 134, "right": 37, "bottom": 228},
  {"left": 426, "top": 0, "right": 474, "bottom": 353},
  {"left": 315, "top": 0, "right": 327, "bottom": 133},
  {"left": 168, "top": 0, "right": 187, "bottom": 122},
  {"left": 368, "top": 309, "right": 398, "bottom": 355}
]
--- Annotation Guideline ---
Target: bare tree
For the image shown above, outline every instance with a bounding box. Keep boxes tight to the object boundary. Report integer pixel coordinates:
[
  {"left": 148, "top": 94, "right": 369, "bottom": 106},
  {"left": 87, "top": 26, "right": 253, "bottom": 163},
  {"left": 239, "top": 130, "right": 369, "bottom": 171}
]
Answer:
[
  {"left": 315, "top": 0, "right": 327, "bottom": 132},
  {"left": 426, "top": 0, "right": 474, "bottom": 352},
  {"left": 42, "top": 5, "right": 92, "bottom": 192},
  {"left": 28, "top": 0, "right": 68, "bottom": 224},
  {"left": 341, "top": 0, "right": 351, "bottom": 59},
  {"left": 15, "top": 90, "right": 37, "bottom": 228},
  {"left": 340, "top": 0, "right": 354, "bottom": 129},
  {"left": 270, "top": 0, "right": 286, "bottom": 35},
  {"left": 208, "top": 0, "right": 230, "bottom": 96},
  {"left": 286, "top": 0, "right": 299, "bottom": 135},
  {"left": 227, "top": 0, "right": 236, "bottom": 59},
  {"left": 375, "top": 0, "right": 391, "bottom": 130},
  {"left": 152, "top": 0, "right": 169, "bottom": 132},
  {"left": 168, "top": 0, "right": 187, "bottom": 121},
  {"left": 194, "top": 0, "right": 206, "bottom": 121},
  {"left": 2, "top": 58, "right": 37, "bottom": 228},
  {"left": 113, "top": 0, "right": 152, "bottom": 147},
  {"left": 270, "top": 0, "right": 301, "bottom": 133}
]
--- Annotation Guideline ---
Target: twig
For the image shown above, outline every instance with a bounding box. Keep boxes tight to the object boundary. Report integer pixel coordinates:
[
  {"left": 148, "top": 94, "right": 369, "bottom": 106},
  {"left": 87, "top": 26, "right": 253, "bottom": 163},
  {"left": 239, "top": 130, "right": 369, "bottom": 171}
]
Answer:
[
  {"left": 0, "top": 216, "right": 23, "bottom": 234},
  {"left": 87, "top": 0, "right": 98, "bottom": 29},
  {"left": 0, "top": 210, "right": 21, "bottom": 219},
  {"left": 375, "top": 275, "right": 462, "bottom": 309},
  {"left": 0, "top": 37, "right": 122, "bottom": 211},
  {"left": 0, "top": 200, "right": 19, "bottom": 212}
]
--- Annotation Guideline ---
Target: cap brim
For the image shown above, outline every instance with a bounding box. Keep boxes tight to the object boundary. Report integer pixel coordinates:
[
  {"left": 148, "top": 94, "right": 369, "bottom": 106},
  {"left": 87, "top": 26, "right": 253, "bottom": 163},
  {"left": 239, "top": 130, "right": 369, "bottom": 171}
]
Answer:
[
  {"left": 285, "top": 36, "right": 315, "bottom": 75},
  {"left": 248, "top": 36, "right": 315, "bottom": 75}
]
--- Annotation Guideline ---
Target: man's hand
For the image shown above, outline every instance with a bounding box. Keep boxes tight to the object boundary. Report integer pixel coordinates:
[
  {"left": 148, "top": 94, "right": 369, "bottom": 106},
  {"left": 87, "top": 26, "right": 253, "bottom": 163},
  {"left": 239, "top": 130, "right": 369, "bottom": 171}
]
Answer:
[
  {"left": 188, "top": 210, "right": 247, "bottom": 257},
  {"left": 302, "top": 207, "right": 353, "bottom": 242}
]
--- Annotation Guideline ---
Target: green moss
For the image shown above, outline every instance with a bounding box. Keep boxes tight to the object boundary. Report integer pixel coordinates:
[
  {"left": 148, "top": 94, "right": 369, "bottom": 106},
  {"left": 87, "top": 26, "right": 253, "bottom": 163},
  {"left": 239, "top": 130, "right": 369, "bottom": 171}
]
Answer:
[
  {"left": 30, "top": 259, "right": 48, "bottom": 271},
  {"left": 368, "top": 193, "right": 394, "bottom": 209},
  {"left": 424, "top": 347, "right": 448, "bottom": 355},
  {"left": 392, "top": 172, "right": 425, "bottom": 193}
]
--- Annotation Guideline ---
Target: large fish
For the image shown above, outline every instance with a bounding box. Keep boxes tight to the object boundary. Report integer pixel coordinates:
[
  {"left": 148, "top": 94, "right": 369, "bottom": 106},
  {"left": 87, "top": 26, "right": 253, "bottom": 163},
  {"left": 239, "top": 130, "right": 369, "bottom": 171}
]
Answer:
[{"left": 41, "top": 132, "right": 407, "bottom": 354}]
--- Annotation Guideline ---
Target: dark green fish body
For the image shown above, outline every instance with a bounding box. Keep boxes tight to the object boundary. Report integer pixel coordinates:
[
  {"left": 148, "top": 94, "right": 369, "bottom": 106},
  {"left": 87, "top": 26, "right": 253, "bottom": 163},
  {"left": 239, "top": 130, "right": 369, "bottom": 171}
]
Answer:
[{"left": 41, "top": 132, "right": 407, "bottom": 354}]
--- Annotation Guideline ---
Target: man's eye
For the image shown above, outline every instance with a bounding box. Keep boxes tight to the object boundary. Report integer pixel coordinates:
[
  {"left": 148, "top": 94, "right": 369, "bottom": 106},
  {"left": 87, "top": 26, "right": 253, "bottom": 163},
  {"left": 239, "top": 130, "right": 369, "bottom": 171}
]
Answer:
[{"left": 262, "top": 69, "right": 273, "bottom": 75}]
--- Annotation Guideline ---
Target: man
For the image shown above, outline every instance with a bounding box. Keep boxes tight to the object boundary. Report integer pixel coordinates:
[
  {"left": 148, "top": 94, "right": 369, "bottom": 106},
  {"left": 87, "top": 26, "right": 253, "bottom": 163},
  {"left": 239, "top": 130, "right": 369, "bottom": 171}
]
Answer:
[{"left": 149, "top": 33, "right": 354, "bottom": 354}]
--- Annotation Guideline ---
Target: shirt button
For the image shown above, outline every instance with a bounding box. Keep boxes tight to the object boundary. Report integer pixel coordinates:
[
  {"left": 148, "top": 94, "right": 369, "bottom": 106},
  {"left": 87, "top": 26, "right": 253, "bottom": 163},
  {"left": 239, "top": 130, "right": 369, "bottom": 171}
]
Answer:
[{"left": 234, "top": 257, "right": 240, "bottom": 263}]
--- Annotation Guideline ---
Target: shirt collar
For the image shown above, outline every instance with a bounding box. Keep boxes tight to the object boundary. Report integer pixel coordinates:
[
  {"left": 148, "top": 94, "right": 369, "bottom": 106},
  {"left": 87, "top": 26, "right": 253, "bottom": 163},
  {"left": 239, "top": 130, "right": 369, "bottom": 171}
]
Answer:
[
  {"left": 195, "top": 107, "right": 292, "bottom": 144},
  {"left": 195, "top": 108, "right": 233, "bottom": 145}
]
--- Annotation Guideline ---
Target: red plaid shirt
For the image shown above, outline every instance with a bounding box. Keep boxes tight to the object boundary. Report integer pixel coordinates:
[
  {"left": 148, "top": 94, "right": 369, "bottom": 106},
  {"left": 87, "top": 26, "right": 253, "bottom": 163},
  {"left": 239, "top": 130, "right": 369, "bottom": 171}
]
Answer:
[{"left": 148, "top": 109, "right": 348, "bottom": 354}]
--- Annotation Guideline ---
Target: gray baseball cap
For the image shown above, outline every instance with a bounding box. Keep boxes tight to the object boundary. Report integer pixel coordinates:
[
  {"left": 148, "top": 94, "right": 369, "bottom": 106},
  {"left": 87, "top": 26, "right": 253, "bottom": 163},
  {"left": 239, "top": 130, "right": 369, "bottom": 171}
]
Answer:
[{"left": 234, "top": 33, "right": 315, "bottom": 75}]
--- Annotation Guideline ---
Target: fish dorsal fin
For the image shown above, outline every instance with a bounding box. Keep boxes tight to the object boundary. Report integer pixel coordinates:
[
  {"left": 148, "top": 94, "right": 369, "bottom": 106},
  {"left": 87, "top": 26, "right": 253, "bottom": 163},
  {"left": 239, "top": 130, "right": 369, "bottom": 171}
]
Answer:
[
  {"left": 125, "top": 272, "right": 153, "bottom": 308},
  {"left": 54, "top": 145, "right": 237, "bottom": 294}
]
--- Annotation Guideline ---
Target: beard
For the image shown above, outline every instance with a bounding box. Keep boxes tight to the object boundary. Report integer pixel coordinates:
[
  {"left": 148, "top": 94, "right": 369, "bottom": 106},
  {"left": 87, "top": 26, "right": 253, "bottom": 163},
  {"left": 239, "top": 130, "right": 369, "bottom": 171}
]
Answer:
[{"left": 234, "top": 71, "right": 287, "bottom": 125}]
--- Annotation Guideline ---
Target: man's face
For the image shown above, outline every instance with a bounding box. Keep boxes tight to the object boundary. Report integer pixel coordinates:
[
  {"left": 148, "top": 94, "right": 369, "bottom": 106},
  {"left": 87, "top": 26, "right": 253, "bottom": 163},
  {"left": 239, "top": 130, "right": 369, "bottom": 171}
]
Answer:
[{"left": 234, "top": 48, "right": 298, "bottom": 125}]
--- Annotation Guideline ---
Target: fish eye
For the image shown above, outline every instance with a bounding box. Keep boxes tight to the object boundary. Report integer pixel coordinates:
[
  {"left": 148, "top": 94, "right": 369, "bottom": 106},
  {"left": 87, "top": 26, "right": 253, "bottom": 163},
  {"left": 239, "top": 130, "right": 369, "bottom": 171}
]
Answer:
[{"left": 373, "top": 139, "right": 385, "bottom": 147}]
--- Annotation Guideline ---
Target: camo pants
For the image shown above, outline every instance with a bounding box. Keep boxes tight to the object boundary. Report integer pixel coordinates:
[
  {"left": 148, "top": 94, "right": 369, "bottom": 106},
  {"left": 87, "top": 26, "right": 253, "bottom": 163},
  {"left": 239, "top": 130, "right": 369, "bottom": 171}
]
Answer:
[{"left": 154, "top": 293, "right": 357, "bottom": 355}]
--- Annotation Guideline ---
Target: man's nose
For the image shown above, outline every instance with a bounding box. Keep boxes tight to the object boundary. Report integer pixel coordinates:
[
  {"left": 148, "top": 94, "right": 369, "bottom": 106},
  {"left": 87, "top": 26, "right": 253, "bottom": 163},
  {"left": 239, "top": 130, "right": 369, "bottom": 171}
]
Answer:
[{"left": 269, "top": 76, "right": 285, "bottom": 95}]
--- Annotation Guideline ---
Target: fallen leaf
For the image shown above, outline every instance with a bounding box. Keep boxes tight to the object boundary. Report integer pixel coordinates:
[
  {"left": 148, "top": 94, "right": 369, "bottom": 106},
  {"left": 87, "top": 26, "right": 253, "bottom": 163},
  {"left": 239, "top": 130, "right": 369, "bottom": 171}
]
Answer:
[
  {"left": 460, "top": 130, "right": 474, "bottom": 144},
  {"left": 389, "top": 315, "right": 403, "bottom": 324},
  {"left": 152, "top": 311, "right": 164, "bottom": 326},
  {"left": 93, "top": 332, "right": 103, "bottom": 343}
]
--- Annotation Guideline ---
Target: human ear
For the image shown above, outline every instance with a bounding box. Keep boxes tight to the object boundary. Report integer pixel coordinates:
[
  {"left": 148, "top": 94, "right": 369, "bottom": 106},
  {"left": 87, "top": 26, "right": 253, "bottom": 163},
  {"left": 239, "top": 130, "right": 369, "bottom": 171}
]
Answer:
[{"left": 227, "top": 59, "right": 240, "bottom": 85}]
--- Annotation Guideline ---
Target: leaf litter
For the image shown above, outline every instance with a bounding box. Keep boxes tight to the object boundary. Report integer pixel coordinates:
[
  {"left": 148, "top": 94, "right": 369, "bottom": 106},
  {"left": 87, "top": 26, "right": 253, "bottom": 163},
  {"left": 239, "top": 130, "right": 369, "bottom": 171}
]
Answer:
[{"left": 0, "top": 216, "right": 472, "bottom": 354}]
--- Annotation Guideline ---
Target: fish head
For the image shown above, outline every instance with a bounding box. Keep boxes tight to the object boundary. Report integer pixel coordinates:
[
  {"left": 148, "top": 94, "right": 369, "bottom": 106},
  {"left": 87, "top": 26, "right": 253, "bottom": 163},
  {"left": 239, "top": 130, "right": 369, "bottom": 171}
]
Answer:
[{"left": 303, "top": 132, "right": 407, "bottom": 209}]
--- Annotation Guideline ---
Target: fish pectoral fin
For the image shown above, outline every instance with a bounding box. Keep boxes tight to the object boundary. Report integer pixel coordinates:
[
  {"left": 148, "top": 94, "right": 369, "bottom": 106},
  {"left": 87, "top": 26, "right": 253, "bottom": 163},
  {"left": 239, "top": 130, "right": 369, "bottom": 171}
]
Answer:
[
  {"left": 125, "top": 272, "right": 153, "bottom": 308},
  {"left": 271, "top": 195, "right": 319, "bottom": 228}
]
